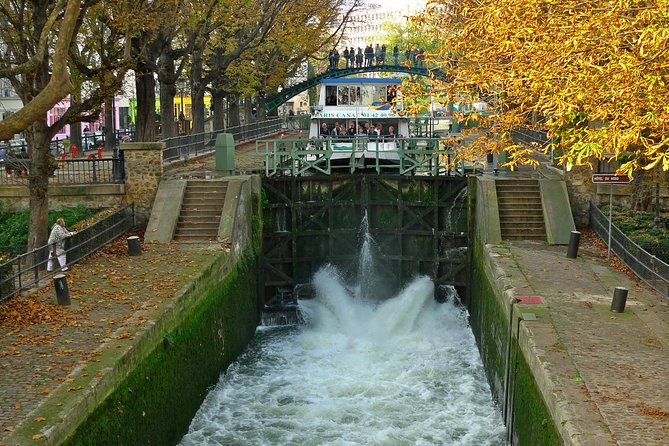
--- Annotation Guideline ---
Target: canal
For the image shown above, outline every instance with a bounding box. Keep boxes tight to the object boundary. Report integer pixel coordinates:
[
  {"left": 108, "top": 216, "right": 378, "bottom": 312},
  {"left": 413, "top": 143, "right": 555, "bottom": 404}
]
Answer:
[{"left": 179, "top": 219, "right": 505, "bottom": 445}]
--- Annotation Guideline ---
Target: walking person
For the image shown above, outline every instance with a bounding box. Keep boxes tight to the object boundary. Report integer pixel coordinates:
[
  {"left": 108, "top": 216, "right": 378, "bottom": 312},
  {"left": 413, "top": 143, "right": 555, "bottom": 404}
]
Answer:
[{"left": 47, "top": 218, "right": 77, "bottom": 272}]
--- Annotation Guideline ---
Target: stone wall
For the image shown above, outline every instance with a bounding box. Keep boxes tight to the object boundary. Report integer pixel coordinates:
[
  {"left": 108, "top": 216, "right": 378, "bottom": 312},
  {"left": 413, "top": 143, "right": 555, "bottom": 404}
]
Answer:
[
  {"left": 0, "top": 184, "right": 126, "bottom": 212},
  {"left": 121, "top": 142, "right": 164, "bottom": 226}
]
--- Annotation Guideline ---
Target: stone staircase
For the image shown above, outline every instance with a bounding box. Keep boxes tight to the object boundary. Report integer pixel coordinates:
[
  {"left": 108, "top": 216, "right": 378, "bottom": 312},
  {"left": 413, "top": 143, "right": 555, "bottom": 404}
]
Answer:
[
  {"left": 173, "top": 180, "right": 227, "bottom": 242},
  {"left": 496, "top": 179, "right": 546, "bottom": 241}
]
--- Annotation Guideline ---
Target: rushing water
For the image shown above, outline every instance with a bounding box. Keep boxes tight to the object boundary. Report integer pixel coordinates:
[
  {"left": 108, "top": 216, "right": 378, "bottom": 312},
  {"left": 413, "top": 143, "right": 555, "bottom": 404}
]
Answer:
[
  {"left": 181, "top": 210, "right": 504, "bottom": 445},
  {"left": 180, "top": 267, "right": 505, "bottom": 445}
]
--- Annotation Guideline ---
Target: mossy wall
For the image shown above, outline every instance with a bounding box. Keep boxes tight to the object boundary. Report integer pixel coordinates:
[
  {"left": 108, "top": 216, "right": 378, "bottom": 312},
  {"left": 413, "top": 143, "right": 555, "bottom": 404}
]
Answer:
[
  {"left": 62, "top": 253, "right": 260, "bottom": 446},
  {"left": 468, "top": 177, "right": 561, "bottom": 446}
]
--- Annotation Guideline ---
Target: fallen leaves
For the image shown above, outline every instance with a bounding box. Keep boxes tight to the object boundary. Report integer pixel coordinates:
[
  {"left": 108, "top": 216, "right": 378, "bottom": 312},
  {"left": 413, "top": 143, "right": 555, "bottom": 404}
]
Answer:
[{"left": 635, "top": 403, "right": 669, "bottom": 419}]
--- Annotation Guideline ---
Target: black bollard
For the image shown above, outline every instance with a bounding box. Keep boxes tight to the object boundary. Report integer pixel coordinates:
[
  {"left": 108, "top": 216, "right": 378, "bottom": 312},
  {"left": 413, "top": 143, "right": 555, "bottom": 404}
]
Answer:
[
  {"left": 53, "top": 274, "right": 71, "bottom": 306},
  {"left": 611, "top": 287, "right": 628, "bottom": 313},
  {"left": 566, "top": 230, "right": 581, "bottom": 259},
  {"left": 127, "top": 236, "right": 142, "bottom": 256}
]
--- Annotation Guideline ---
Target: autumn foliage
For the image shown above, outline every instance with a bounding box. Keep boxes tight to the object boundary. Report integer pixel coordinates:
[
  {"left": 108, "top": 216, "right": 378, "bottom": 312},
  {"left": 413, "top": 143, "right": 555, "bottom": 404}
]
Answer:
[{"left": 410, "top": 0, "right": 669, "bottom": 175}]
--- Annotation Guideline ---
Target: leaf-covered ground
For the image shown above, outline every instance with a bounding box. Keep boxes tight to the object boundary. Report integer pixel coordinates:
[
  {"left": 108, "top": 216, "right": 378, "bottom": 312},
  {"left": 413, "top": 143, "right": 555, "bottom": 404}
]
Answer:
[{"left": 0, "top": 234, "right": 224, "bottom": 440}]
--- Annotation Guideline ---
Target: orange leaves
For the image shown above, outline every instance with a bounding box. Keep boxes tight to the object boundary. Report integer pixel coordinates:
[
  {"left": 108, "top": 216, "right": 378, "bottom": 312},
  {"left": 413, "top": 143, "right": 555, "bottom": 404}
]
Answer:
[{"left": 409, "top": 0, "right": 669, "bottom": 175}]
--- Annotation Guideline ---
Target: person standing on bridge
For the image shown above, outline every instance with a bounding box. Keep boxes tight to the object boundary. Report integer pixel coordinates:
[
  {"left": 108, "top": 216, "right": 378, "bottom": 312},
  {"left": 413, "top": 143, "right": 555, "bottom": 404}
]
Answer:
[
  {"left": 47, "top": 218, "right": 77, "bottom": 272},
  {"left": 365, "top": 45, "right": 373, "bottom": 67},
  {"left": 356, "top": 48, "right": 363, "bottom": 68},
  {"left": 393, "top": 45, "right": 399, "bottom": 65},
  {"left": 343, "top": 48, "right": 350, "bottom": 68},
  {"left": 381, "top": 45, "right": 387, "bottom": 65},
  {"left": 348, "top": 47, "right": 355, "bottom": 68},
  {"left": 374, "top": 44, "right": 382, "bottom": 66},
  {"left": 333, "top": 48, "right": 340, "bottom": 69}
]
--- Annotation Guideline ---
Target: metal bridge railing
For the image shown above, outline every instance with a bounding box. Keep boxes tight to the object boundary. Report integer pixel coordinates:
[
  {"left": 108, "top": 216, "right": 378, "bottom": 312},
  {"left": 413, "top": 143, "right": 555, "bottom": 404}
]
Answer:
[
  {"left": 162, "top": 118, "right": 283, "bottom": 164},
  {"left": 256, "top": 137, "right": 470, "bottom": 177},
  {"left": 0, "top": 158, "right": 124, "bottom": 186},
  {"left": 0, "top": 205, "right": 135, "bottom": 303},
  {"left": 590, "top": 202, "right": 669, "bottom": 297}
]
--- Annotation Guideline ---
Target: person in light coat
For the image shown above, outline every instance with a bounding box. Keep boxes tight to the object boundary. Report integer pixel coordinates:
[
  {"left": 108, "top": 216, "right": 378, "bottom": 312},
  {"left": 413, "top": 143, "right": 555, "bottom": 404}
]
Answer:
[{"left": 47, "top": 218, "right": 77, "bottom": 272}]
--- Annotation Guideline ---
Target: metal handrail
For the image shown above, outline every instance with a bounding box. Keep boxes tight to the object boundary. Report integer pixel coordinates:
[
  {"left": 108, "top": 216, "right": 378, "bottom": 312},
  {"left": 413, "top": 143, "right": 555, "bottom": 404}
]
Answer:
[
  {"left": 590, "top": 203, "right": 669, "bottom": 297},
  {"left": 162, "top": 118, "right": 283, "bottom": 164},
  {"left": 0, "top": 205, "right": 135, "bottom": 303},
  {"left": 0, "top": 157, "right": 124, "bottom": 185},
  {"left": 256, "top": 137, "right": 461, "bottom": 177}
]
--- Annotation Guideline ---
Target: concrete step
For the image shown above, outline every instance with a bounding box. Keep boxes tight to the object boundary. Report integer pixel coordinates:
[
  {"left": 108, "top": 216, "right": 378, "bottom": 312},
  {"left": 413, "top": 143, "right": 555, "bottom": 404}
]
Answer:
[
  {"left": 499, "top": 208, "right": 544, "bottom": 215},
  {"left": 501, "top": 227, "right": 547, "bottom": 237},
  {"left": 173, "top": 228, "right": 219, "bottom": 237},
  {"left": 497, "top": 197, "right": 543, "bottom": 205},
  {"left": 182, "top": 198, "right": 225, "bottom": 207},
  {"left": 177, "top": 220, "right": 220, "bottom": 228},
  {"left": 499, "top": 216, "right": 545, "bottom": 224},
  {"left": 172, "top": 235, "right": 219, "bottom": 242}
]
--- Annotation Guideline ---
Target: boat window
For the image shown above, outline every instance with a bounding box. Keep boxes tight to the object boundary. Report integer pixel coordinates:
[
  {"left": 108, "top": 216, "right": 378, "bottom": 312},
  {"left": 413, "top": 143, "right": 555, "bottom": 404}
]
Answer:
[
  {"left": 338, "top": 87, "right": 350, "bottom": 105},
  {"left": 325, "top": 86, "right": 337, "bottom": 106}
]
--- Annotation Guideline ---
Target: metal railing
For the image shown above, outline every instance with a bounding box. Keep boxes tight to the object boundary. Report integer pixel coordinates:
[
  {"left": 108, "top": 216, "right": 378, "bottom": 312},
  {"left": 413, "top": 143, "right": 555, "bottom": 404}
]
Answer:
[
  {"left": 256, "top": 137, "right": 474, "bottom": 177},
  {"left": 0, "top": 158, "right": 124, "bottom": 185},
  {"left": 0, "top": 205, "right": 135, "bottom": 303},
  {"left": 590, "top": 203, "right": 669, "bottom": 297},
  {"left": 162, "top": 118, "right": 283, "bottom": 164}
]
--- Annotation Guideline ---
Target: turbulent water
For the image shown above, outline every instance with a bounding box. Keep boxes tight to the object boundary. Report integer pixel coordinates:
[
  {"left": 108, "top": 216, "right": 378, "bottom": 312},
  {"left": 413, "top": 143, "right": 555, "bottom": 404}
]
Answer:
[{"left": 180, "top": 264, "right": 505, "bottom": 445}]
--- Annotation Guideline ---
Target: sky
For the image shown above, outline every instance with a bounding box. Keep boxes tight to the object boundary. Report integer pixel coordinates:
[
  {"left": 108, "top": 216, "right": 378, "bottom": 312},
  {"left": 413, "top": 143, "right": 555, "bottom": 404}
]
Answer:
[{"left": 368, "top": 0, "right": 427, "bottom": 11}]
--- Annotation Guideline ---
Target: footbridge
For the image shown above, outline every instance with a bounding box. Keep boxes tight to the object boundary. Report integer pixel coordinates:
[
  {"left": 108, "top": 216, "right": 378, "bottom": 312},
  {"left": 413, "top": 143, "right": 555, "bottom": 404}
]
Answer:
[{"left": 266, "top": 63, "right": 450, "bottom": 114}]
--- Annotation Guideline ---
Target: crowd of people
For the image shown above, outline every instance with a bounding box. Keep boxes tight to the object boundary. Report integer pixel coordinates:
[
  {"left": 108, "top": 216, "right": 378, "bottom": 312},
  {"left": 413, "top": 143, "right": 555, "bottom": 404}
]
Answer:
[
  {"left": 319, "top": 121, "right": 402, "bottom": 139},
  {"left": 327, "top": 44, "right": 427, "bottom": 70}
]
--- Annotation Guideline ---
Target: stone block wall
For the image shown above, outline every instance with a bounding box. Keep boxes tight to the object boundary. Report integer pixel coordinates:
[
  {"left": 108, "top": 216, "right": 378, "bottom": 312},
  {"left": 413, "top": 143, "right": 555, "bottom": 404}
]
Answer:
[{"left": 121, "top": 142, "right": 164, "bottom": 226}]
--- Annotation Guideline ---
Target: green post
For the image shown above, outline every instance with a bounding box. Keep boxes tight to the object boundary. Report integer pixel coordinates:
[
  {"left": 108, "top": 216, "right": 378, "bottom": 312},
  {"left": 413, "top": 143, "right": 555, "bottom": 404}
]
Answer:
[{"left": 215, "top": 133, "right": 235, "bottom": 172}]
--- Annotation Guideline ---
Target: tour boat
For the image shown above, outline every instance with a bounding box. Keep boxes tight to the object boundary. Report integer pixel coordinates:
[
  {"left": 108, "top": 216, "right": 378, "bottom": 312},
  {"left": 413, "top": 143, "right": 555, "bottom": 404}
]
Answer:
[{"left": 308, "top": 77, "right": 409, "bottom": 166}]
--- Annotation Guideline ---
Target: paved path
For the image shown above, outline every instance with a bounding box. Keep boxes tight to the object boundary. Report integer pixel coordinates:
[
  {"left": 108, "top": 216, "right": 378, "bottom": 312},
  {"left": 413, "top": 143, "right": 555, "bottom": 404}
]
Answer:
[
  {"left": 492, "top": 238, "right": 669, "bottom": 445},
  {"left": 0, "top": 237, "right": 223, "bottom": 444}
]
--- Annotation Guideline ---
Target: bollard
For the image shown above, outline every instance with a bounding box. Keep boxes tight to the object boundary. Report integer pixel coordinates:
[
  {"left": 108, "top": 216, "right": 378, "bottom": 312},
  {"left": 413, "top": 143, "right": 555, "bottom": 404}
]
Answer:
[
  {"left": 127, "top": 236, "right": 142, "bottom": 256},
  {"left": 611, "top": 287, "right": 628, "bottom": 313},
  {"left": 53, "top": 274, "right": 71, "bottom": 306},
  {"left": 566, "top": 230, "right": 581, "bottom": 259}
]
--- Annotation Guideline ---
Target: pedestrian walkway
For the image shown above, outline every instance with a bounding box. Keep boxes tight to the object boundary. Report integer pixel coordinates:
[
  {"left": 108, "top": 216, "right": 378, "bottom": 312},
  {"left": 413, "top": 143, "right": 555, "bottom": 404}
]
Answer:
[
  {"left": 491, "top": 237, "right": 669, "bottom": 445},
  {"left": 0, "top": 237, "right": 225, "bottom": 444}
]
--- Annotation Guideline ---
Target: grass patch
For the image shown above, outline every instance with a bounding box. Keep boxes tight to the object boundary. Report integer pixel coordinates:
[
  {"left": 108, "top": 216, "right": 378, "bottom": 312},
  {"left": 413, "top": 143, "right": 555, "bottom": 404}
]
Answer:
[{"left": 0, "top": 203, "right": 106, "bottom": 255}]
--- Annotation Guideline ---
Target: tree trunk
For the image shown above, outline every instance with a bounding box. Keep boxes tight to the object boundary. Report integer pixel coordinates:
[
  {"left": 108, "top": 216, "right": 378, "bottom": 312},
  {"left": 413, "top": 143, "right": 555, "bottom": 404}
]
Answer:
[
  {"left": 211, "top": 89, "right": 226, "bottom": 131},
  {"left": 158, "top": 52, "right": 177, "bottom": 139},
  {"left": 228, "top": 94, "right": 240, "bottom": 128},
  {"left": 26, "top": 119, "right": 51, "bottom": 255},
  {"left": 191, "top": 84, "right": 206, "bottom": 135},
  {"left": 243, "top": 97, "right": 253, "bottom": 123},
  {"left": 135, "top": 66, "right": 156, "bottom": 142},
  {"left": 104, "top": 97, "right": 116, "bottom": 151},
  {"left": 256, "top": 94, "right": 268, "bottom": 120},
  {"left": 160, "top": 80, "right": 177, "bottom": 139}
]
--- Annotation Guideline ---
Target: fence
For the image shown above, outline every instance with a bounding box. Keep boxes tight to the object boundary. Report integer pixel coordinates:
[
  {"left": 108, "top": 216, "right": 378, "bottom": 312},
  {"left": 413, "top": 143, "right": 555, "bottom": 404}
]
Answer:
[
  {"left": 0, "top": 157, "right": 123, "bottom": 186},
  {"left": 256, "top": 137, "right": 474, "bottom": 177},
  {"left": 162, "top": 118, "right": 283, "bottom": 164},
  {"left": 590, "top": 203, "right": 669, "bottom": 297},
  {"left": 0, "top": 205, "right": 135, "bottom": 303}
]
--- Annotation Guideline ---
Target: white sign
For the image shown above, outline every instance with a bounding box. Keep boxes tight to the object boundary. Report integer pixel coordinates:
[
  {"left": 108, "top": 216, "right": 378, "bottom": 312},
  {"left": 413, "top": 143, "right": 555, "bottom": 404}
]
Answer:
[{"left": 314, "top": 110, "right": 403, "bottom": 119}]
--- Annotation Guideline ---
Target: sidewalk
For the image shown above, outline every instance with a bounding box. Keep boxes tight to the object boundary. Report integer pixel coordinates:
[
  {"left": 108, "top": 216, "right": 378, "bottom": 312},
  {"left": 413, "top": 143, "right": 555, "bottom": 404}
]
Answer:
[
  {"left": 491, "top": 236, "right": 669, "bottom": 445},
  {"left": 0, "top": 236, "right": 225, "bottom": 444}
]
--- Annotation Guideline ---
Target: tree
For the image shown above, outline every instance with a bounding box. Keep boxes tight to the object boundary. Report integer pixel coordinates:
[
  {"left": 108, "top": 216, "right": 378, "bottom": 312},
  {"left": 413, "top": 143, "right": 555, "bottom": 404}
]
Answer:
[
  {"left": 408, "top": 0, "right": 669, "bottom": 176},
  {"left": 0, "top": 0, "right": 80, "bottom": 141}
]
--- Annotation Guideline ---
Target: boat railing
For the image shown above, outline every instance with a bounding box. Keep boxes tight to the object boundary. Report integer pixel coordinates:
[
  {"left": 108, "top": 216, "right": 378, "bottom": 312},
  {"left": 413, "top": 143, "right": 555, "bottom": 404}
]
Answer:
[{"left": 256, "top": 137, "right": 466, "bottom": 176}]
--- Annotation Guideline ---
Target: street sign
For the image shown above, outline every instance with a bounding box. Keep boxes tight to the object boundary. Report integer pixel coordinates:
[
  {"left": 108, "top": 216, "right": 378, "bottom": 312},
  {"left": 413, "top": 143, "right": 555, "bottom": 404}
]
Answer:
[{"left": 592, "top": 173, "right": 633, "bottom": 184}]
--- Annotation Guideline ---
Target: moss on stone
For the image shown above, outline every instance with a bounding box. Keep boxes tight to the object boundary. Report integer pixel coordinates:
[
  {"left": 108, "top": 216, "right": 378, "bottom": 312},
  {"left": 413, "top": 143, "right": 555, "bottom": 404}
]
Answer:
[{"left": 62, "top": 253, "right": 260, "bottom": 446}]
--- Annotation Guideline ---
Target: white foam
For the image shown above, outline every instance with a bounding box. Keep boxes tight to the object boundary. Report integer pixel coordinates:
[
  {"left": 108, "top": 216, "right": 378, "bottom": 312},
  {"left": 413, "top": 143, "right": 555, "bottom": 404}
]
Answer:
[{"left": 181, "top": 266, "right": 505, "bottom": 445}]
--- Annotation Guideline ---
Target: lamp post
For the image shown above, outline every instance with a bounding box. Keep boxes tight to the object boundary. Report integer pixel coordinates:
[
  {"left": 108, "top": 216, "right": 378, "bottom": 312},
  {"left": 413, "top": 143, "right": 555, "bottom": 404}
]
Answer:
[{"left": 178, "top": 77, "right": 186, "bottom": 134}]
